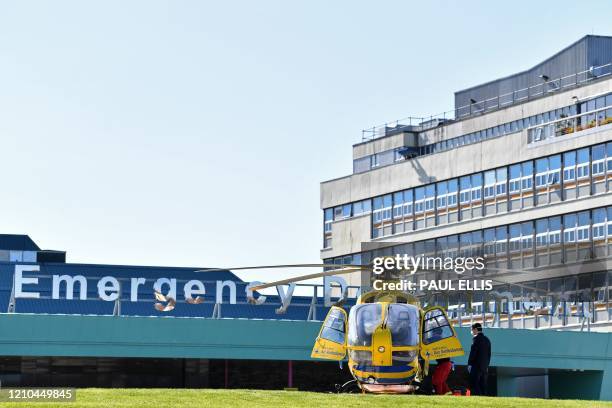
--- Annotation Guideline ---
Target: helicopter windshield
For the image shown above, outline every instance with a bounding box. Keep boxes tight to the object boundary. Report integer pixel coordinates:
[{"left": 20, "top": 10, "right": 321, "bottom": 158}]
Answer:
[
  {"left": 386, "top": 304, "right": 419, "bottom": 346},
  {"left": 348, "top": 304, "right": 382, "bottom": 347},
  {"left": 347, "top": 303, "right": 419, "bottom": 366}
]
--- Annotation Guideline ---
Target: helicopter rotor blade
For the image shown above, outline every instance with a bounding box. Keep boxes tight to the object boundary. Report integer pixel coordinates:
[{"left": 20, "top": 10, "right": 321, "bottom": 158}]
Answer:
[
  {"left": 249, "top": 264, "right": 548, "bottom": 294},
  {"left": 479, "top": 266, "right": 533, "bottom": 276},
  {"left": 194, "top": 263, "right": 372, "bottom": 273},
  {"left": 198, "top": 261, "right": 548, "bottom": 296},
  {"left": 249, "top": 267, "right": 368, "bottom": 291}
]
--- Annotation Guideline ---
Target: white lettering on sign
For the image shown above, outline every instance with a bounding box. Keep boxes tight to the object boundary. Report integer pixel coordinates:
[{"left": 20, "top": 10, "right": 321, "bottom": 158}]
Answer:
[
  {"left": 52, "top": 275, "right": 87, "bottom": 300},
  {"left": 11, "top": 265, "right": 360, "bottom": 312},
  {"left": 98, "top": 276, "right": 120, "bottom": 301},
  {"left": 15, "top": 265, "right": 40, "bottom": 299}
]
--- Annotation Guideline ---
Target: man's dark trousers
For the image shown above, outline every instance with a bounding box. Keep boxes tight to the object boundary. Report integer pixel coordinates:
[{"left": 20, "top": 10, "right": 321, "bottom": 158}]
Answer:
[{"left": 469, "top": 368, "right": 487, "bottom": 395}]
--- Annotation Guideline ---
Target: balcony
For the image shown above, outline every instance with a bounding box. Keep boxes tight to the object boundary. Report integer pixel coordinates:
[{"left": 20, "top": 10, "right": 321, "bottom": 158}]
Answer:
[{"left": 528, "top": 105, "right": 612, "bottom": 145}]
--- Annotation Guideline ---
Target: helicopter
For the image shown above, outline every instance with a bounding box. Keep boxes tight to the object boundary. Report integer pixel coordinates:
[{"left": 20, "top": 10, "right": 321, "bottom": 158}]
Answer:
[
  {"left": 154, "top": 261, "right": 545, "bottom": 394},
  {"left": 309, "top": 289, "right": 463, "bottom": 394},
  {"left": 242, "top": 264, "right": 465, "bottom": 394}
]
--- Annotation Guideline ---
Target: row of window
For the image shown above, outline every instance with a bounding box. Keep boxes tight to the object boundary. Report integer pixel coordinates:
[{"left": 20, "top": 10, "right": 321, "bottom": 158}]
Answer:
[
  {"left": 324, "top": 142, "right": 612, "bottom": 247},
  {"left": 442, "top": 272, "right": 611, "bottom": 320},
  {"left": 0, "top": 250, "right": 37, "bottom": 263},
  {"left": 353, "top": 92, "right": 612, "bottom": 174},
  {"left": 325, "top": 206, "right": 612, "bottom": 274},
  {"left": 528, "top": 94, "right": 612, "bottom": 144}
]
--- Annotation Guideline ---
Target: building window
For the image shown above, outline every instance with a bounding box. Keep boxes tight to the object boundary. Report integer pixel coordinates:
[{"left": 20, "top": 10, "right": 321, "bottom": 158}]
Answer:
[
  {"left": 447, "top": 179, "right": 458, "bottom": 207},
  {"left": 548, "top": 155, "right": 561, "bottom": 185},
  {"left": 549, "top": 216, "right": 561, "bottom": 245},
  {"left": 446, "top": 235, "right": 458, "bottom": 258},
  {"left": 459, "top": 233, "right": 472, "bottom": 257},
  {"left": 509, "top": 164, "right": 521, "bottom": 193},
  {"left": 23, "top": 251, "right": 37, "bottom": 263},
  {"left": 414, "top": 187, "right": 424, "bottom": 214},
  {"left": 509, "top": 224, "right": 521, "bottom": 252},
  {"left": 484, "top": 228, "right": 495, "bottom": 256},
  {"left": 403, "top": 190, "right": 413, "bottom": 217},
  {"left": 471, "top": 173, "right": 483, "bottom": 202},
  {"left": 333, "top": 206, "right": 343, "bottom": 220},
  {"left": 424, "top": 185, "right": 435, "bottom": 212},
  {"left": 393, "top": 191, "right": 404, "bottom": 219},
  {"left": 459, "top": 176, "right": 471, "bottom": 204},
  {"left": 323, "top": 208, "right": 333, "bottom": 248},
  {"left": 521, "top": 161, "right": 533, "bottom": 190},
  {"left": 394, "top": 149, "right": 406, "bottom": 162},
  {"left": 371, "top": 154, "right": 380, "bottom": 168},
  {"left": 496, "top": 168, "right": 507, "bottom": 195},
  {"left": 592, "top": 144, "right": 605, "bottom": 175},
  {"left": 592, "top": 208, "right": 606, "bottom": 240},
  {"left": 484, "top": 170, "right": 495, "bottom": 199},
  {"left": 353, "top": 199, "right": 372, "bottom": 216},
  {"left": 535, "top": 158, "right": 548, "bottom": 187},
  {"left": 372, "top": 194, "right": 393, "bottom": 238},
  {"left": 521, "top": 222, "right": 534, "bottom": 250},
  {"left": 436, "top": 181, "right": 448, "bottom": 209},
  {"left": 495, "top": 226, "right": 507, "bottom": 255},
  {"left": 9, "top": 251, "right": 23, "bottom": 262},
  {"left": 536, "top": 219, "right": 548, "bottom": 247},
  {"left": 564, "top": 214, "right": 577, "bottom": 243},
  {"left": 353, "top": 156, "right": 371, "bottom": 173},
  {"left": 576, "top": 148, "right": 590, "bottom": 179},
  {"left": 324, "top": 209, "right": 333, "bottom": 232},
  {"left": 563, "top": 151, "right": 576, "bottom": 182},
  {"left": 342, "top": 204, "right": 352, "bottom": 219},
  {"left": 577, "top": 211, "right": 590, "bottom": 242}
]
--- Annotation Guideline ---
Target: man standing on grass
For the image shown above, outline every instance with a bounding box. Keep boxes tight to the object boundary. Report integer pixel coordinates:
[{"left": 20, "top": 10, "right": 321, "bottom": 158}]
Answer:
[{"left": 467, "top": 322, "right": 491, "bottom": 395}]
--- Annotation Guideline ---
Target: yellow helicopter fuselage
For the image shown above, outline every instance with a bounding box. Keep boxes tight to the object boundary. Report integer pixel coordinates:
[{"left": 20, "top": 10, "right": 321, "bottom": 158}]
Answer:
[
  {"left": 311, "top": 291, "right": 463, "bottom": 393},
  {"left": 347, "top": 301, "right": 419, "bottom": 388}
]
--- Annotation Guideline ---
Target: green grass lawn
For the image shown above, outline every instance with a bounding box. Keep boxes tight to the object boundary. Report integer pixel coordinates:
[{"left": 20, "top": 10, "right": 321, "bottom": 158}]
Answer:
[{"left": 0, "top": 388, "right": 610, "bottom": 408}]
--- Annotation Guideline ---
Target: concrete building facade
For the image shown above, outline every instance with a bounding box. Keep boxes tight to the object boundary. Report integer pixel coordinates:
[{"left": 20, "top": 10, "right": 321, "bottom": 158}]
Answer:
[{"left": 320, "top": 35, "right": 612, "bottom": 331}]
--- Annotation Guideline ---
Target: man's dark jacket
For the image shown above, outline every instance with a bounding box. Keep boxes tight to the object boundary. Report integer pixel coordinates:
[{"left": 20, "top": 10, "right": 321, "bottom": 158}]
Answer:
[{"left": 468, "top": 332, "right": 491, "bottom": 371}]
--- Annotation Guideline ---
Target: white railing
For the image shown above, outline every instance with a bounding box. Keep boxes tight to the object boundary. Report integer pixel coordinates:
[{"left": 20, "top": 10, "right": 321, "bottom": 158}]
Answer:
[
  {"left": 362, "top": 62, "right": 612, "bottom": 142},
  {"left": 527, "top": 105, "right": 612, "bottom": 144}
]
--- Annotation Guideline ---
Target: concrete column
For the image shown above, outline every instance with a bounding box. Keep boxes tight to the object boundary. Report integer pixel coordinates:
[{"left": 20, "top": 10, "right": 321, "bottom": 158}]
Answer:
[
  {"left": 600, "top": 362, "right": 612, "bottom": 401},
  {"left": 288, "top": 360, "right": 293, "bottom": 388},
  {"left": 224, "top": 360, "right": 229, "bottom": 388}
]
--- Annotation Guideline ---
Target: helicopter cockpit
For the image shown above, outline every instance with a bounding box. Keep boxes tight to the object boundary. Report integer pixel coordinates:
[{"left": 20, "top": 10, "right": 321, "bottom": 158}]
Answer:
[{"left": 347, "top": 303, "right": 419, "bottom": 365}]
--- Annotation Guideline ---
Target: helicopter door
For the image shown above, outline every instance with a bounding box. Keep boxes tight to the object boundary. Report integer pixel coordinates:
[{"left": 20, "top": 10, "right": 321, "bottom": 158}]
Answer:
[
  {"left": 311, "top": 306, "right": 347, "bottom": 361},
  {"left": 420, "top": 306, "right": 464, "bottom": 361}
]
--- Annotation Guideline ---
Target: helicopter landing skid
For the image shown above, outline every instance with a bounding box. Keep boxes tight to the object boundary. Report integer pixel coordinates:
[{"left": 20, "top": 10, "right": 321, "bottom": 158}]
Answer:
[
  {"left": 361, "top": 383, "right": 418, "bottom": 394},
  {"left": 335, "top": 379, "right": 361, "bottom": 394}
]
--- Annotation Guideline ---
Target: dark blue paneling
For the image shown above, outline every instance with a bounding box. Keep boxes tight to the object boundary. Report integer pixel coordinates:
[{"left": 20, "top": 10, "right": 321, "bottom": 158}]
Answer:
[
  {"left": 0, "top": 262, "right": 349, "bottom": 320},
  {"left": 0, "top": 235, "right": 40, "bottom": 251}
]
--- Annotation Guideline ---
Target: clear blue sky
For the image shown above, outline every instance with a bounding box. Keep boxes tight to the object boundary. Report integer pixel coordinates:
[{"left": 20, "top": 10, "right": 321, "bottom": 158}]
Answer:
[{"left": 1, "top": 1, "right": 611, "bottom": 282}]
